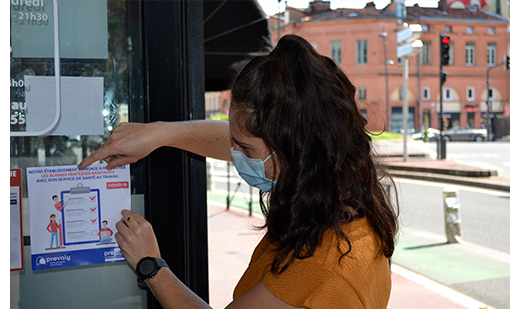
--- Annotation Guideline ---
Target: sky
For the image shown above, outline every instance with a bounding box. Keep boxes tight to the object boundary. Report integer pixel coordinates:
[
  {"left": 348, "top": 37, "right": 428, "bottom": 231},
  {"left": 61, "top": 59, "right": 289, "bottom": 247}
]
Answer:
[{"left": 257, "top": 0, "right": 439, "bottom": 15}]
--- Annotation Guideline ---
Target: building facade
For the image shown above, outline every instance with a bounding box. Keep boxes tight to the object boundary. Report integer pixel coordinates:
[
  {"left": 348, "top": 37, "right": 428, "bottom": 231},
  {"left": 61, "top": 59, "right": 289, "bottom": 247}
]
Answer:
[{"left": 272, "top": 0, "right": 509, "bottom": 133}]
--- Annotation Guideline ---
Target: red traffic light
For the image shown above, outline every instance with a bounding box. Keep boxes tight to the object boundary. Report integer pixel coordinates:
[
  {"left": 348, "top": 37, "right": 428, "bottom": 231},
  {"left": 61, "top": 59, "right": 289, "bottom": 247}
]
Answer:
[{"left": 441, "top": 36, "right": 450, "bottom": 44}]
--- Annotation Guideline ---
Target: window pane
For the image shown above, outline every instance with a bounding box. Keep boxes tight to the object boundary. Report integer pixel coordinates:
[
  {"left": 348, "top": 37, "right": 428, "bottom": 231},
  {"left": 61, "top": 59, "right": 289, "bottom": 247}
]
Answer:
[{"left": 330, "top": 41, "right": 342, "bottom": 65}]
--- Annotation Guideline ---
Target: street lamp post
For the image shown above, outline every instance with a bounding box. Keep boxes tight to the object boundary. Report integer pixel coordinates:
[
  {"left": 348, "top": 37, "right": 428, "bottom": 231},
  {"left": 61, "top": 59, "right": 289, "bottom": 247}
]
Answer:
[
  {"left": 396, "top": 24, "right": 422, "bottom": 161},
  {"left": 379, "top": 31, "right": 391, "bottom": 130}
]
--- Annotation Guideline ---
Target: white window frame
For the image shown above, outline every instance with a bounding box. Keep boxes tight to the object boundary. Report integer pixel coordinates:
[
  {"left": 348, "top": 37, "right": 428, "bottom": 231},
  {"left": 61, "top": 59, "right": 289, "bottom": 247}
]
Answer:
[
  {"left": 487, "top": 43, "right": 496, "bottom": 66},
  {"left": 356, "top": 40, "right": 368, "bottom": 65},
  {"left": 467, "top": 86, "right": 474, "bottom": 101},
  {"left": 444, "top": 87, "right": 452, "bottom": 101},
  {"left": 422, "top": 86, "right": 430, "bottom": 101},
  {"left": 465, "top": 42, "right": 475, "bottom": 66},
  {"left": 488, "top": 87, "right": 494, "bottom": 100},
  {"left": 358, "top": 87, "right": 366, "bottom": 100},
  {"left": 330, "top": 41, "right": 342, "bottom": 65},
  {"left": 421, "top": 41, "right": 431, "bottom": 65}
]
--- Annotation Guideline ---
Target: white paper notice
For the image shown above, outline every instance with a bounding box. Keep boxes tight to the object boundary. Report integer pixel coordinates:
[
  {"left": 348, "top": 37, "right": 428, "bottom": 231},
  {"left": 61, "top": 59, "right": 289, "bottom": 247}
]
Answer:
[
  {"left": 26, "top": 164, "right": 130, "bottom": 270},
  {"left": 24, "top": 76, "right": 104, "bottom": 136},
  {"left": 10, "top": 169, "right": 24, "bottom": 271}
]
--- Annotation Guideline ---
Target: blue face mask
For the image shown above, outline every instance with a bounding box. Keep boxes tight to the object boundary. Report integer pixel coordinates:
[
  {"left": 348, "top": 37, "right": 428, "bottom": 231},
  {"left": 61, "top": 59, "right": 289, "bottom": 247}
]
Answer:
[{"left": 230, "top": 147, "right": 277, "bottom": 192}]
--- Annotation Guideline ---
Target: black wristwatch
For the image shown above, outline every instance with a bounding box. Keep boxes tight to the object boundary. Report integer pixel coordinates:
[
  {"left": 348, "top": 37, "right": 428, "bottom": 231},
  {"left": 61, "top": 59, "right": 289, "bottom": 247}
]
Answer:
[{"left": 135, "top": 257, "right": 168, "bottom": 290}]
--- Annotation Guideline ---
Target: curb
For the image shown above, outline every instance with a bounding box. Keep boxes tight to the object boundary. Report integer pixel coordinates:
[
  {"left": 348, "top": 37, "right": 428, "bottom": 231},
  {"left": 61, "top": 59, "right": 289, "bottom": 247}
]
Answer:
[{"left": 388, "top": 170, "right": 510, "bottom": 192}]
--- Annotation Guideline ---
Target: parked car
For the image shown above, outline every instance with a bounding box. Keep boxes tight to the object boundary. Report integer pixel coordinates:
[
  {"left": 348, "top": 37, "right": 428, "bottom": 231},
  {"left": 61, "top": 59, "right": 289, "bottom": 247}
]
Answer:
[
  {"left": 412, "top": 128, "right": 440, "bottom": 140},
  {"left": 430, "top": 128, "right": 487, "bottom": 142}
]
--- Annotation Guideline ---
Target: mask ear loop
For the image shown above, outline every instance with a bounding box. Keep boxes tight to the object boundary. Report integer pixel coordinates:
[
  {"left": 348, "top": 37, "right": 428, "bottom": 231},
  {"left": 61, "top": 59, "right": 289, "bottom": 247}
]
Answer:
[{"left": 262, "top": 151, "right": 276, "bottom": 164}]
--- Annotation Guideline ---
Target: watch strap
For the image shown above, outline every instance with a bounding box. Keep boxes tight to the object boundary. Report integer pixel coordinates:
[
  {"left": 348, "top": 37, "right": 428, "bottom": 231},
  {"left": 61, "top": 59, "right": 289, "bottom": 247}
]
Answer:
[{"left": 135, "top": 257, "right": 168, "bottom": 290}]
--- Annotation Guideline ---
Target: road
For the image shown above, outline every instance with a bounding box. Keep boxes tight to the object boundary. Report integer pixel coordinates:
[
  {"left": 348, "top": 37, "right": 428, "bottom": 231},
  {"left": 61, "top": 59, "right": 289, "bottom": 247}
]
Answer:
[
  {"left": 394, "top": 178, "right": 510, "bottom": 254},
  {"left": 419, "top": 141, "right": 510, "bottom": 177}
]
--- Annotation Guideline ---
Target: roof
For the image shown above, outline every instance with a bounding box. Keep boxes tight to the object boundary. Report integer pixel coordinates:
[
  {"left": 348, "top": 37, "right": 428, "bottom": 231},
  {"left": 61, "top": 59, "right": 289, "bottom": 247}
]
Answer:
[{"left": 291, "top": 3, "right": 507, "bottom": 24}]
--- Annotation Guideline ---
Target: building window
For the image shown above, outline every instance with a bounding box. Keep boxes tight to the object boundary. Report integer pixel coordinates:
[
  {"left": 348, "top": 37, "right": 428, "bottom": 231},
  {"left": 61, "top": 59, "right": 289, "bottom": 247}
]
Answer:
[
  {"left": 360, "top": 109, "right": 367, "bottom": 120},
  {"left": 356, "top": 40, "right": 368, "bottom": 65},
  {"left": 358, "top": 87, "right": 366, "bottom": 100},
  {"left": 467, "top": 26, "right": 474, "bottom": 34},
  {"left": 487, "top": 43, "right": 496, "bottom": 66},
  {"left": 465, "top": 42, "right": 475, "bottom": 66},
  {"left": 444, "top": 87, "right": 452, "bottom": 101},
  {"left": 399, "top": 87, "right": 403, "bottom": 100},
  {"left": 423, "top": 86, "right": 430, "bottom": 101},
  {"left": 421, "top": 41, "right": 431, "bottom": 65},
  {"left": 467, "top": 87, "right": 474, "bottom": 101},
  {"left": 422, "top": 24, "right": 429, "bottom": 32},
  {"left": 488, "top": 27, "right": 495, "bottom": 35},
  {"left": 330, "top": 41, "right": 342, "bottom": 65},
  {"left": 488, "top": 87, "right": 494, "bottom": 100},
  {"left": 445, "top": 25, "right": 452, "bottom": 32}
]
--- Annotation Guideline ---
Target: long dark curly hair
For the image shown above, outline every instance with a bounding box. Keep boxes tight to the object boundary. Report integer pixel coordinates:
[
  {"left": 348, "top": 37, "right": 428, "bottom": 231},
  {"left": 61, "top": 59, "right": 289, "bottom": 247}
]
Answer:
[{"left": 230, "top": 34, "right": 398, "bottom": 274}]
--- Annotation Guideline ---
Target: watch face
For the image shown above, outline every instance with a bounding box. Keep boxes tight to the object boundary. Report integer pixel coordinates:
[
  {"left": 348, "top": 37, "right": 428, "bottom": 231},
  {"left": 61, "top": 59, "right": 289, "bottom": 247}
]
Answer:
[{"left": 138, "top": 258, "right": 156, "bottom": 276}]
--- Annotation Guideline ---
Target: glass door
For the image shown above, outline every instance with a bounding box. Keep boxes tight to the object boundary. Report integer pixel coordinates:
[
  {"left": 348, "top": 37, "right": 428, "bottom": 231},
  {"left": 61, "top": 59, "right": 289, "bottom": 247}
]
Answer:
[{"left": 10, "top": 0, "right": 146, "bottom": 307}]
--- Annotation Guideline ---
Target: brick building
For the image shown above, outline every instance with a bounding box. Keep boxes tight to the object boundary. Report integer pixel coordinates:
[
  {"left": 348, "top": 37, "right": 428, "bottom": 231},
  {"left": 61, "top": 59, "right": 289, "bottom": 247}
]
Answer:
[{"left": 271, "top": 0, "right": 509, "bottom": 133}]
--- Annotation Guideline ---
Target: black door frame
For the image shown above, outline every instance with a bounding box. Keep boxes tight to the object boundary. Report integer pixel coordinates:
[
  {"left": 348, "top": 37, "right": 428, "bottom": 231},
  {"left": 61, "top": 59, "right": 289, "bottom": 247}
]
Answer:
[{"left": 133, "top": 0, "right": 209, "bottom": 307}]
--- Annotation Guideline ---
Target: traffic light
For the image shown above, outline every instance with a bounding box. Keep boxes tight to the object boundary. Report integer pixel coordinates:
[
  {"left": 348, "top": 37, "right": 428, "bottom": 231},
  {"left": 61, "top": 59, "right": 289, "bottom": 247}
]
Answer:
[
  {"left": 506, "top": 55, "right": 510, "bottom": 70},
  {"left": 440, "top": 35, "right": 450, "bottom": 66},
  {"left": 440, "top": 71, "right": 448, "bottom": 86}
]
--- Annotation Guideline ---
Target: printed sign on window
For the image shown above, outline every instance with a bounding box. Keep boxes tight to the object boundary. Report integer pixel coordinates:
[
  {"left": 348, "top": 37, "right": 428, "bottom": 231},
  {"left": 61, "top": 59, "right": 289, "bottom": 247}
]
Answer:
[
  {"left": 10, "top": 169, "right": 24, "bottom": 271},
  {"left": 26, "top": 164, "right": 130, "bottom": 270}
]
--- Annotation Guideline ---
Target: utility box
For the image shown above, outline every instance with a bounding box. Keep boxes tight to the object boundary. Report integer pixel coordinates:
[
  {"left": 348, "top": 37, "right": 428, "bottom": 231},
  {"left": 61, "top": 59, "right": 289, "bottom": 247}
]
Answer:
[{"left": 443, "top": 188, "right": 461, "bottom": 243}]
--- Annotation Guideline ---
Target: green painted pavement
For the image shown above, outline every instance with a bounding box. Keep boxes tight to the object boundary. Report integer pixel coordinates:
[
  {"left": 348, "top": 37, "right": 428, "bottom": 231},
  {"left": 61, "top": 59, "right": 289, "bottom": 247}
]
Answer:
[{"left": 392, "top": 230, "right": 510, "bottom": 285}]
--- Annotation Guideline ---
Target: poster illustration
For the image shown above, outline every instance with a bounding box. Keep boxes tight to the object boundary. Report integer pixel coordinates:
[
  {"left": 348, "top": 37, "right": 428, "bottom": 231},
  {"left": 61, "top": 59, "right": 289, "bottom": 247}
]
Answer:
[
  {"left": 10, "top": 169, "right": 24, "bottom": 271},
  {"left": 26, "top": 164, "right": 130, "bottom": 270}
]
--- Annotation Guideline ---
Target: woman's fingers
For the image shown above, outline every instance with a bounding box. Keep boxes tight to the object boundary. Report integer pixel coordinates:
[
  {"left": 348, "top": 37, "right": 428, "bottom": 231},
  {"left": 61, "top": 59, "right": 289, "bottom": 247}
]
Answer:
[{"left": 115, "top": 210, "right": 161, "bottom": 269}]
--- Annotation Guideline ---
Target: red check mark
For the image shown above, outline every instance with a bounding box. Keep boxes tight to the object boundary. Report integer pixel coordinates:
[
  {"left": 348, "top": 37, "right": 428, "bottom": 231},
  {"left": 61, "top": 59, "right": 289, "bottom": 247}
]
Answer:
[
  {"left": 90, "top": 195, "right": 97, "bottom": 201},
  {"left": 90, "top": 206, "right": 97, "bottom": 212},
  {"left": 91, "top": 218, "right": 98, "bottom": 223}
]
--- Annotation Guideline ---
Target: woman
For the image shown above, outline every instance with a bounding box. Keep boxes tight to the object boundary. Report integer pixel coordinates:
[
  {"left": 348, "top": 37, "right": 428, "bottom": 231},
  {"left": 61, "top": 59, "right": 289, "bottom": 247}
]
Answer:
[{"left": 79, "top": 34, "right": 398, "bottom": 308}]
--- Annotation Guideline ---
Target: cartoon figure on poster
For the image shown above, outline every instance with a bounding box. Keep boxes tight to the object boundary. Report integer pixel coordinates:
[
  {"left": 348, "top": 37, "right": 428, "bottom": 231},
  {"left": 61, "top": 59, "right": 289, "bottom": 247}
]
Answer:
[
  {"left": 46, "top": 214, "right": 61, "bottom": 249},
  {"left": 98, "top": 220, "right": 115, "bottom": 245},
  {"left": 50, "top": 194, "right": 65, "bottom": 248},
  {"left": 26, "top": 164, "right": 131, "bottom": 270}
]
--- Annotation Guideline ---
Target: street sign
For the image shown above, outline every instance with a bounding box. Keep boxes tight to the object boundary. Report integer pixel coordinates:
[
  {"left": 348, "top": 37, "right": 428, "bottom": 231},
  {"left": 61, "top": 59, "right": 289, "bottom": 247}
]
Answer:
[{"left": 396, "top": 25, "right": 422, "bottom": 58}]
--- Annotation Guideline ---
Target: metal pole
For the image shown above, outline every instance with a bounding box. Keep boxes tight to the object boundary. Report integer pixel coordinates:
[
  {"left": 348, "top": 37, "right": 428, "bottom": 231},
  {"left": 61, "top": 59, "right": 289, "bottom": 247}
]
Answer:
[
  {"left": 382, "top": 32, "right": 391, "bottom": 130},
  {"left": 226, "top": 161, "right": 231, "bottom": 210},
  {"left": 439, "top": 59, "right": 445, "bottom": 159},
  {"left": 486, "top": 67, "right": 491, "bottom": 141},
  {"left": 417, "top": 53, "right": 422, "bottom": 130},
  {"left": 403, "top": 56, "right": 409, "bottom": 161}
]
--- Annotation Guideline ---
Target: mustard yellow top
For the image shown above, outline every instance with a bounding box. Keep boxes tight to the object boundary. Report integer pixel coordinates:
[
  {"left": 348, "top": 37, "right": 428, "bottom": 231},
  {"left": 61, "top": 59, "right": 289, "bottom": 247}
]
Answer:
[{"left": 233, "top": 217, "right": 391, "bottom": 308}]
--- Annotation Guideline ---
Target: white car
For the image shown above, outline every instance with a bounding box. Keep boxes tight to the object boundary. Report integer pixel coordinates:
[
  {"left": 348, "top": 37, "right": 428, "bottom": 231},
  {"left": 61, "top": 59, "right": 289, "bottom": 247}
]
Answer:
[{"left": 412, "top": 128, "right": 440, "bottom": 140}]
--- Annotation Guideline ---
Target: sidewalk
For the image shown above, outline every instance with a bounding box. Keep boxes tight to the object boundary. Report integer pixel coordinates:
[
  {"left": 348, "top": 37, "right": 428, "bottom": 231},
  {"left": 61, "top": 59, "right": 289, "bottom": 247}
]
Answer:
[{"left": 206, "top": 202, "right": 492, "bottom": 308}]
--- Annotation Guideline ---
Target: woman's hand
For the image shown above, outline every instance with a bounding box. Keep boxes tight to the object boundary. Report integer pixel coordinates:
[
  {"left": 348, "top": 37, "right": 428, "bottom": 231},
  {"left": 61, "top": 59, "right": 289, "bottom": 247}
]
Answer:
[
  {"left": 115, "top": 209, "right": 161, "bottom": 269},
  {"left": 78, "top": 122, "right": 167, "bottom": 170}
]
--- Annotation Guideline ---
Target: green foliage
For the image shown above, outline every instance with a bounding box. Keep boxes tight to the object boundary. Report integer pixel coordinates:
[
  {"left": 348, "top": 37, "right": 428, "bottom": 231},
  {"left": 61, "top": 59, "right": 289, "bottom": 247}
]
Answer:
[
  {"left": 368, "top": 131, "right": 403, "bottom": 140},
  {"left": 209, "top": 113, "right": 229, "bottom": 121}
]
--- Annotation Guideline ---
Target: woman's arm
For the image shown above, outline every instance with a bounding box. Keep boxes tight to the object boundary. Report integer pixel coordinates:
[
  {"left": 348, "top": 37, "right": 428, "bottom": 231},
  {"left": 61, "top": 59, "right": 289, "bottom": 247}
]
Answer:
[
  {"left": 116, "top": 210, "right": 302, "bottom": 309},
  {"left": 78, "top": 120, "right": 231, "bottom": 170}
]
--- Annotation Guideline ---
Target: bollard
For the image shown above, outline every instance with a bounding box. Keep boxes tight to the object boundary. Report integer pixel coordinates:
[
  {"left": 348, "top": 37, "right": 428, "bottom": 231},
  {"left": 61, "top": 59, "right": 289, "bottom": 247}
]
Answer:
[{"left": 443, "top": 187, "right": 461, "bottom": 243}]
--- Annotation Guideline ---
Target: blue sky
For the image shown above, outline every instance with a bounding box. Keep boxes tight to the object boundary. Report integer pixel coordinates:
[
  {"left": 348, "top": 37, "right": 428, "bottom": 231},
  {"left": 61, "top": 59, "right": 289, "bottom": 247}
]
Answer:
[{"left": 258, "top": 0, "right": 439, "bottom": 15}]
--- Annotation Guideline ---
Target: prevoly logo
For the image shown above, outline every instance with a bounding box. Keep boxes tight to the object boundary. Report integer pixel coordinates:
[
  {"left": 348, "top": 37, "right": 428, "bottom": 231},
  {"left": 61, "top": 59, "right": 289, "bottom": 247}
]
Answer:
[{"left": 104, "top": 247, "right": 124, "bottom": 262}]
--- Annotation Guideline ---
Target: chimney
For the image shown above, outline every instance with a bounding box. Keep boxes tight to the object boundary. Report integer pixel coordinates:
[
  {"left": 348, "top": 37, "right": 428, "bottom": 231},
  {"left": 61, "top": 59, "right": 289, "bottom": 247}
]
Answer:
[
  {"left": 365, "top": 2, "right": 376, "bottom": 9},
  {"left": 438, "top": 0, "right": 448, "bottom": 11},
  {"left": 307, "top": 1, "right": 331, "bottom": 14}
]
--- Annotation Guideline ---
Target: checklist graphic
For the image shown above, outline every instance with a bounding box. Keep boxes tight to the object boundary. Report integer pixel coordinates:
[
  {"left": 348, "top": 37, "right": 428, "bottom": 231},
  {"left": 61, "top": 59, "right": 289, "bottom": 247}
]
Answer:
[{"left": 61, "top": 183, "right": 101, "bottom": 246}]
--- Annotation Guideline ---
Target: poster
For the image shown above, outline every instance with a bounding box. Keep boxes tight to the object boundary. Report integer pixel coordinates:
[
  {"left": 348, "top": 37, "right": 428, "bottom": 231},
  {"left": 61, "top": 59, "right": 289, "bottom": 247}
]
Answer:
[
  {"left": 10, "top": 169, "right": 24, "bottom": 271},
  {"left": 26, "top": 164, "right": 130, "bottom": 270}
]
